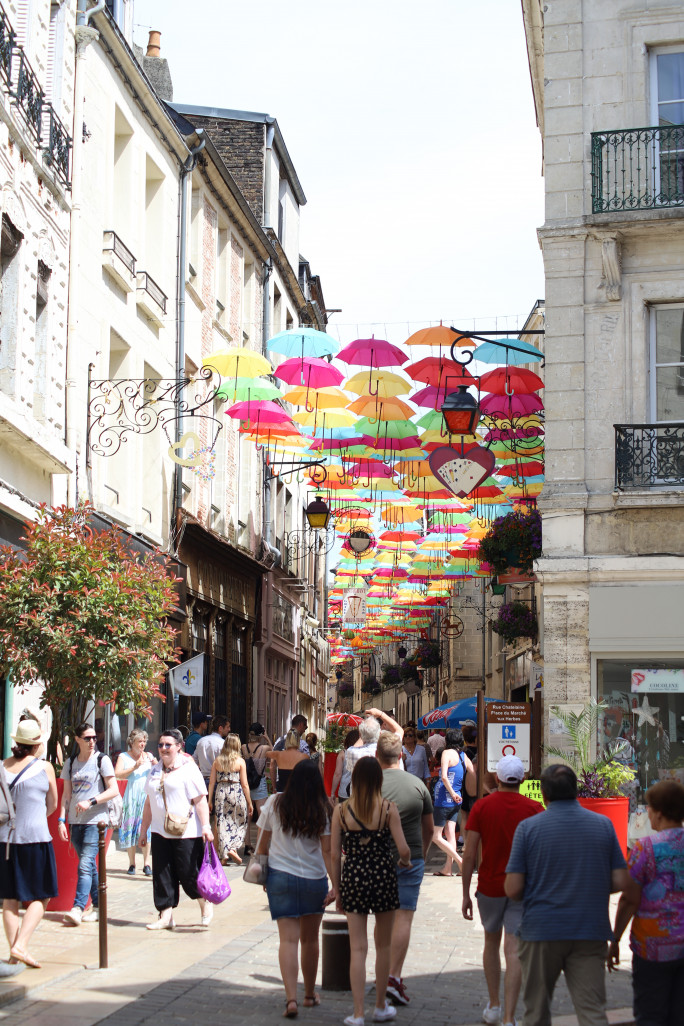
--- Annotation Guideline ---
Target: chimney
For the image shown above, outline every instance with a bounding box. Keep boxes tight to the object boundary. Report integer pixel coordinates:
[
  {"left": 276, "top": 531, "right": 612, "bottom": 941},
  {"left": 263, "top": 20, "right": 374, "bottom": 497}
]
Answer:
[{"left": 146, "top": 30, "right": 161, "bottom": 58}]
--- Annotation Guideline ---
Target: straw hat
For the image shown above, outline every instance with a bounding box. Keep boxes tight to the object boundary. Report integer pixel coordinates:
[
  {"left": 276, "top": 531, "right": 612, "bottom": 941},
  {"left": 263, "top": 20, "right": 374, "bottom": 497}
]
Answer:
[{"left": 10, "top": 720, "right": 45, "bottom": 746}]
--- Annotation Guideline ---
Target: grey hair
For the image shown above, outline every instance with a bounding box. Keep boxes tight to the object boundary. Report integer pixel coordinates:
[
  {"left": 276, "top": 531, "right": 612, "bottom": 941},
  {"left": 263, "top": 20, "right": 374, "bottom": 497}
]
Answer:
[{"left": 359, "top": 717, "right": 381, "bottom": 744}]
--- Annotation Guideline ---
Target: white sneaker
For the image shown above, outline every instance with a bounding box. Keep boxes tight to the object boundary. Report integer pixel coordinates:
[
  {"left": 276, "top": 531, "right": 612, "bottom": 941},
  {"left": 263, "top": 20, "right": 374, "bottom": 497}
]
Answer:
[
  {"left": 483, "top": 1005, "right": 502, "bottom": 1025},
  {"left": 82, "top": 908, "right": 99, "bottom": 922},
  {"left": 64, "top": 907, "right": 82, "bottom": 926},
  {"left": 502, "top": 1021, "right": 519, "bottom": 1026},
  {"left": 344, "top": 1016, "right": 365, "bottom": 1026},
  {"left": 200, "top": 904, "right": 213, "bottom": 927},
  {"left": 372, "top": 1003, "right": 397, "bottom": 1022}
]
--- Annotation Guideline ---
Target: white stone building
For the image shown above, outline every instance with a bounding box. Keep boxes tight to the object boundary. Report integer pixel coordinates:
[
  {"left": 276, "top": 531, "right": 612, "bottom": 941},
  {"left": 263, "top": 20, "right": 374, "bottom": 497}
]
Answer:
[{"left": 522, "top": 0, "right": 684, "bottom": 796}]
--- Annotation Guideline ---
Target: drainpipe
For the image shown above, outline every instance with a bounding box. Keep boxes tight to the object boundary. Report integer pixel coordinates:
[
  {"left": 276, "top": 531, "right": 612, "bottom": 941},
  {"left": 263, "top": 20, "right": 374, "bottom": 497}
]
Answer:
[{"left": 172, "top": 133, "right": 205, "bottom": 544}]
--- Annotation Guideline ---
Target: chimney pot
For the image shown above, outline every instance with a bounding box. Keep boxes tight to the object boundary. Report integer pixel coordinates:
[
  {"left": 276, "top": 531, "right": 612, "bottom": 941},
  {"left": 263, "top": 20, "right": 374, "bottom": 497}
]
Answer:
[{"left": 146, "top": 30, "right": 161, "bottom": 58}]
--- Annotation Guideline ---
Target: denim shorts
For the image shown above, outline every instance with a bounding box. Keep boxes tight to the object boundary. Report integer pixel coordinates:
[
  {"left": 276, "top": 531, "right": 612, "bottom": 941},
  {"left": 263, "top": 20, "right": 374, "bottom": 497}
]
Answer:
[
  {"left": 266, "top": 868, "right": 328, "bottom": 920},
  {"left": 433, "top": 805, "right": 460, "bottom": 827},
  {"left": 396, "top": 858, "right": 425, "bottom": 911}
]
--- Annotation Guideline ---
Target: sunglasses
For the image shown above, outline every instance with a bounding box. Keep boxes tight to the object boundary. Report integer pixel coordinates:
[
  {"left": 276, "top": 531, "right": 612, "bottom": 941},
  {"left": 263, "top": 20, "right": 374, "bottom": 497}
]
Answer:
[
  {"left": 158, "top": 742, "right": 176, "bottom": 749},
  {"left": 81, "top": 736, "right": 97, "bottom": 742}
]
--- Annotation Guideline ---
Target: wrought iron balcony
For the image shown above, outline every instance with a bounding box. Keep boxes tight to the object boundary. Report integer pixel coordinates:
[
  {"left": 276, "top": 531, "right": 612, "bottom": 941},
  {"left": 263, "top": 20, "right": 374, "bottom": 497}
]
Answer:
[
  {"left": 591, "top": 126, "right": 684, "bottom": 213},
  {"left": 103, "top": 230, "right": 136, "bottom": 274},
  {"left": 0, "top": 6, "right": 14, "bottom": 89},
  {"left": 43, "top": 105, "right": 71, "bottom": 188},
  {"left": 13, "top": 48, "right": 43, "bottom": 142},
  {"left": 137, "top": 271, "right": 167, "bottom": 314},
  {"left": 615, "top": 423, "right": 684, "bottom": 489}
]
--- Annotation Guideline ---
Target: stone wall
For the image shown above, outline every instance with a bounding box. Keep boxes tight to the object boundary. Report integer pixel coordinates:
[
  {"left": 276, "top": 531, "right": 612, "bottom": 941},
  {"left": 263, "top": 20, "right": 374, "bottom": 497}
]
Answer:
[{"left": 188, "top": 115, "right": 265, "bottom": 222}]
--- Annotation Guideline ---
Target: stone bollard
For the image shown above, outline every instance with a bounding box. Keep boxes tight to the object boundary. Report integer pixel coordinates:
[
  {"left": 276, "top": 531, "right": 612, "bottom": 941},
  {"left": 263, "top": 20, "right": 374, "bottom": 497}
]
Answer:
[{"left": 321, "top": 913, "right": 350, "bottom": 991}]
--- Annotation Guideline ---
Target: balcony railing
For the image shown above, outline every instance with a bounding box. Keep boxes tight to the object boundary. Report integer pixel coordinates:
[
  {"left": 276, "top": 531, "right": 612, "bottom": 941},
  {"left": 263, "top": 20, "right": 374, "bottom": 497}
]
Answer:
[
  {"left": 615, "top": 423, "right": 684, "bottom": 488},
  {"left": 43, "top": 105, "right": 71, "bottom": 188},
  {"left": 0, "top": 6, "right": 13, "bottom": 89},
  {"left": 103, "top": 231, "right": 136, "bottom": 275},
  {"left": 137, "top": 271, "right": 167, "bottom": 314},
  {"left": 592, "top": 126, "right": 684, "bottom": 213},
  {"left": 13, "top": 48, "right": 43, "bottom": 142}
]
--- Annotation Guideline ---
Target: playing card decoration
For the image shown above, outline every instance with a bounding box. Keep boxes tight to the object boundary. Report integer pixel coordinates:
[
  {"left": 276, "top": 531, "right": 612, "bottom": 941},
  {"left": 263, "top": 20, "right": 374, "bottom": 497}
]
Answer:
[{"left": 428, "top": 445, "right": 496, "bottom": 497}]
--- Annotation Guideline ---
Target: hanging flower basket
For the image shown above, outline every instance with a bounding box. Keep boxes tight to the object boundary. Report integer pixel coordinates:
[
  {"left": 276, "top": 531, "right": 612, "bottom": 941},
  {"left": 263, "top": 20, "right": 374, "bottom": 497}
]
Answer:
[
  {"left": 381, "top": 664, "right": 402, "bottom": 688},
  {"left": 477, "top": 508, "right": 542, "bottom": 575},
  {"left": 491, "top": 578, "right": 507, "bottom": 596},
  {"left": 408, "top": 640, "right": 441, "bottom": 668},
  {"left": 338, "top": 682, "right": 354, "bottom": 697},
  {"left": 492, "top": 600, "right": 538, "bottom": 646},
  {"left": 400, "top": 659, "right": 420, "bottom": 683},
  {"left": 361, "top": 676, "right": 382, "bottom": 695}
]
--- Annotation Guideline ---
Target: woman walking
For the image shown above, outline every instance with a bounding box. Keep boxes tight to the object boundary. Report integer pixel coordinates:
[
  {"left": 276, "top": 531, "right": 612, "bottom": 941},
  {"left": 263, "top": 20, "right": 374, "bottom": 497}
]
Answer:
[
  {"left": 402, "top": 726, "right": 430, "bottom": 786},
  {"left": 609, "top": 780, "right": 684, "bottom": 1026},
  {"left": 242, "top": 722, "right": 270, "bottom": 853},
  {"left": 139, "top": 729, "right": 214, "bottom": 930},
  {"left": 58, "top": 722, "right": 120, "bottom": 926},
  {"left": 0, "top": 720, "right": 58, "bottom": 970},
  {"left": 331, "top": 729, "right": 359, "bottom": 802},
  {"left": 331, "top": 756, "right": 411, "bottom": 1025},
  {"left": 115, "top": 728, "right": 156, "bottom": 875},
  {"left": 258, "top": 760, "right": 334, "bottom": 1017},
  {"left": 431, "top": 728, "right": 475, "bottom": 877},
  {"left": 305, "top": 733, "right": 324, "bottom": 778},
  {"left": 264, "top": 730, "right": 307, "bottom": 792},
  {"left": 209, "top": 733, "right": 252, "bottom": 865}
]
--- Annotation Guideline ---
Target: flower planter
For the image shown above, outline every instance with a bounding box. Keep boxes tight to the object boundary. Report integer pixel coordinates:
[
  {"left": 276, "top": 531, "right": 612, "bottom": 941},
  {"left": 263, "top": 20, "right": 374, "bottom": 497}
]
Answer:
[
  {"left": 497, "top": 569, "right": 537, "bottom": 584},
  {"left": 491, "top": 582, "right": 507, "bottom": 596},
  {"left": 577, "top": 795, "right": 629, "bottom": 857},
  {"left": 324, "top": 751, "right": 338, "bottom": 796}
]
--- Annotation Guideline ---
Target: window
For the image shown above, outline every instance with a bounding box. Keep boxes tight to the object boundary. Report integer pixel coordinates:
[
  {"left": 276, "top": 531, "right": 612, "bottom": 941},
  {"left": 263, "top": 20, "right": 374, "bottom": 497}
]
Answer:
[
  {"left": 649, "top": 49, "right": 684, "bottom": 203},
  {"left": 46, "top": 1, "right": 67, "bottom": 114},
  {"left": 242, "top": 259, "right": 254, "bottom": 342},
  {"left": 650, "top": 304, "right": 684, "bottom": 422},
  {"left": 33, "top": 259, "right": 51, "bottom": 421},
  {"left": 144, "top": 155, "right": 164, "bottom": 280},
  {"left": 215, "top": 225, "right": 228, "bottom": 325},
  {"left": 113, "top": 108, "right": 133, "bottom": 241},
  {"left": 0, "top": 215, "right": 23, "bottom": 392}
]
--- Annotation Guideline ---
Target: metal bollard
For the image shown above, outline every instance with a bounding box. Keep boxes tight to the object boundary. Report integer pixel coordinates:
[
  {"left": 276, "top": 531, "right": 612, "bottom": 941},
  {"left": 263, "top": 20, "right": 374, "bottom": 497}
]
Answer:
[
  {"left": 321, "top": 913, "right": 350, "bottom": 991},
  {"left": 97, "top": 822, "right": 108, "bottom": 968}
]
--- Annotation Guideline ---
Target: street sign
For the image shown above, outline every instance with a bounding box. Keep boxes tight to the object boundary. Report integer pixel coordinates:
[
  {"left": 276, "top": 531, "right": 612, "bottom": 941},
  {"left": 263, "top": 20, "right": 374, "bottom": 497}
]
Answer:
[{"left": 487, "top": 702, "right": 531, "bottom": 771}]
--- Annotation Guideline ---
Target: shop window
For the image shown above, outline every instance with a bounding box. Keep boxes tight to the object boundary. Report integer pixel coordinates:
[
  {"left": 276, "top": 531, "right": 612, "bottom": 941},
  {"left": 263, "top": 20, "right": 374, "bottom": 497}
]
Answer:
[{"left": 597, "top": 658, "right": 684, "bottom": 803}]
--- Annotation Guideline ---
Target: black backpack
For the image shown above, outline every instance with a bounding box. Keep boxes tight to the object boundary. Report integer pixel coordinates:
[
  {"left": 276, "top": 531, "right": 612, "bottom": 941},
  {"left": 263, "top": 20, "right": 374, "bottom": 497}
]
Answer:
[{"left": 245, "top": 744, "right": 265, "bottom": 790}]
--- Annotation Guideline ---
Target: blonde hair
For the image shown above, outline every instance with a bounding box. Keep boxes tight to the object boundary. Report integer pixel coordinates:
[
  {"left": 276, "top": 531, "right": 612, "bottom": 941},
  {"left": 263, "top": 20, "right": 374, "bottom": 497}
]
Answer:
[
  {"left": 127, "top": 728, "right": 148, "bottom": 750},
  {"left": 284, "top": 729, "right": 300, "bottom": 750},
  {"left": 216, "top": 733, "right": 241, "bottom": 773}
]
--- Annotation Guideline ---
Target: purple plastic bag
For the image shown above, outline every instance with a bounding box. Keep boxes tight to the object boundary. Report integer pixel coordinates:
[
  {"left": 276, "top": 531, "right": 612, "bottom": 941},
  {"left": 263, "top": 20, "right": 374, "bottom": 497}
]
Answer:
[{"left": 197, "top": 841, "right": 232, "bottom": 904}]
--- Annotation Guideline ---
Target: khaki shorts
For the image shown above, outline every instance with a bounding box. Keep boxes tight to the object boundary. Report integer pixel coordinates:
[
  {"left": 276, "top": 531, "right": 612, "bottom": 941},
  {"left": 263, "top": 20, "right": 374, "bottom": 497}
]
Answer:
[{"left": 476, "top": 892, "right": 522, "bottom": 935}]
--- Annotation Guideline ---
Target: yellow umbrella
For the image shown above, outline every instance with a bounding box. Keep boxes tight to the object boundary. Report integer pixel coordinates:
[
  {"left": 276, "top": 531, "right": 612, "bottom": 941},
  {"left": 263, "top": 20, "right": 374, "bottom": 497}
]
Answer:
[
  {"left": 282, "top": 386, "right": 351, "bottom": 409},
  {"left": 293, "top": 408, "right": 357, "bottom": 427},
  {"left": 347, "top": 395, "right": 415, "bottom": 420},
  {"left": 345, "top": 371, "right": 412, "bottom": 397},
  {"left": 381, "top": 504, "right": 424, "bottom": 525},
  {"left": 203, "top": 347, "right": 272, "bottom": 377}
]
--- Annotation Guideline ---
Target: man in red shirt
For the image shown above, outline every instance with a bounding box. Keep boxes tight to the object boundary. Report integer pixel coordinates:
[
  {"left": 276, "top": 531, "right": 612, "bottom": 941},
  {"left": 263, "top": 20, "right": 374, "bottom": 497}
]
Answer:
[{"left": 461, "top": 756, "right": 542, "bottom": 1026}]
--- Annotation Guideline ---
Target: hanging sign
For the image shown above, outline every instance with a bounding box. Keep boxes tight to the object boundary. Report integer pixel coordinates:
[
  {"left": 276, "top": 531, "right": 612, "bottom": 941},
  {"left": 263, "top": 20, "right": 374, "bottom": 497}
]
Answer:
[
  {"left": 428, "top": 445, "right": 496, "bottom": 497},
  {"left": 631, "top": 669, "right": 684, "bottom": 693},
  {"left": 487, "top": 702, "right": 531, "bottom": 770},
  {"left": 168, "top": 654, "right": 204, "bottom": 696},
  {"left": 343, "top": 591, "right": 367, "bottom": 625}
]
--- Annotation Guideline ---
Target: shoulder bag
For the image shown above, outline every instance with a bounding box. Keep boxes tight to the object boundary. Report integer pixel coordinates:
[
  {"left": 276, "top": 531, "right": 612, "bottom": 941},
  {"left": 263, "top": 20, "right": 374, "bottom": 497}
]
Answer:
[
  {"left": 242, "top": 820, "right": 269, "bottom": 885},
  {"left": 159, "top": 769, "right": 192, "bottom": 837}
]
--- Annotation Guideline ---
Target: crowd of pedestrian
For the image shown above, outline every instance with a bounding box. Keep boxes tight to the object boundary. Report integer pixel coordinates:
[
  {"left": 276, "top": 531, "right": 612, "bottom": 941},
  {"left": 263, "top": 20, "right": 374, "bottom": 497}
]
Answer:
[{"left": 0, "top": 706, "right": 681, "bottom": 1026}]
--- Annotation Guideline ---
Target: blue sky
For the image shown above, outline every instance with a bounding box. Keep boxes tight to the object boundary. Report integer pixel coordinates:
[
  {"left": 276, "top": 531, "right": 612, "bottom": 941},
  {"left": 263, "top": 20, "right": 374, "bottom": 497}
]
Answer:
[{"left": 136, "top": 0, "right": 545, "bottom": 346}]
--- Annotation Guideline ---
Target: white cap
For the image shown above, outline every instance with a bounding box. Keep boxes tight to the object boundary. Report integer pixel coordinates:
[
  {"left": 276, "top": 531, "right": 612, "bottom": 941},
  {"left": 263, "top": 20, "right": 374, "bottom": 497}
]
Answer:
[{"left": 496, "top": 755, "right": 525, "bottom": 783}]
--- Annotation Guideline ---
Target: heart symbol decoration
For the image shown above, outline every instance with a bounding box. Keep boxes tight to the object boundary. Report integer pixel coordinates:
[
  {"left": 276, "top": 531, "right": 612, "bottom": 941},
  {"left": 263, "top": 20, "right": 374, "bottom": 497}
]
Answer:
[
  {"left": 428, "top": 445, "right": 496, "bottom": 497},
  {"left": 168, "top": 431, "right": 203, "bottom": 468}
]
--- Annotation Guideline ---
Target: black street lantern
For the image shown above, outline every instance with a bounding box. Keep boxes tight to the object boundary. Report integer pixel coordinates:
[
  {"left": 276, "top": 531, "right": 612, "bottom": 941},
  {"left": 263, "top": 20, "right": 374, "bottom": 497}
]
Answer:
[
  {"left": 348, "top": 528, "right": 372, "bottom": 555},
  {"left": 397, "top": 645, "right": 407, "bottom": 659},
  {"left": 335, "top": 669, "right": 343, "bottom": 680},
  {"left": 441, "top": 385, "right": 480, "bottom": 435},
  {"left": 305, "top": 495, "right": 332, "bottom": 530}
]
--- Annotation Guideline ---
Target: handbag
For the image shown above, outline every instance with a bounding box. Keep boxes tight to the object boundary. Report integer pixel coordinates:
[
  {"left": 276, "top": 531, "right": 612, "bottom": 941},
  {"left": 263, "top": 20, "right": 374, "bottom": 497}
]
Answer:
[
  {"left": 159, "top": 770, "right": 192, "bottom": 837},
  {"left": 197, "top": 841, "right": 232, "bottom": 904},
  {"left": 242, "top": 852, "right": 269, "bottom": 886}
]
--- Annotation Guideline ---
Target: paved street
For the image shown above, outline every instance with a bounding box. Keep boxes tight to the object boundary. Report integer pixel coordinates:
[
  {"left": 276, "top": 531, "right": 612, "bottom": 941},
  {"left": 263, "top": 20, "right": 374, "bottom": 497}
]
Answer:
[{"left": 0, "top": 846, "right": 634, "bottom": 1026}]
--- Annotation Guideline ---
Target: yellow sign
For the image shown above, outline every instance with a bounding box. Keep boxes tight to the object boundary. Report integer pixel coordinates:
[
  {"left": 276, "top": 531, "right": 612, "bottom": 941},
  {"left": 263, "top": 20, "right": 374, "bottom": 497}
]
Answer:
[
  {"left": 168, "top": 431, "right": 203, "bottom": 467},
  {"left": 520, "top": 779, "right": 545, "bottom": 807}
]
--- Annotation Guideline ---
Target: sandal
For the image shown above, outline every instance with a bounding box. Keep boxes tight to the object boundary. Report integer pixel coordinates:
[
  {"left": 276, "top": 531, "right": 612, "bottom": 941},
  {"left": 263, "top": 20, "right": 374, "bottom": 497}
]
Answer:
[
  {"left": 303, "top": 993, "right": 320, "bottom": 1008},
  {"left": 9, "top": 947, "right": 41, "bottom": 969},
  {"left": 283, "top": 999, "right": 298, "bottom": 1018}
]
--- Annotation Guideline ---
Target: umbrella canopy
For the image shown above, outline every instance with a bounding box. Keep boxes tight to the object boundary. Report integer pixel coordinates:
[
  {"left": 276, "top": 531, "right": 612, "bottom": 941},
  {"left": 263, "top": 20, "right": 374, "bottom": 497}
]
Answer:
[
  {"left": 274, "top": 357, "right": 344, "bottom": 388},
  {"left": 226, "top": 399, "right": 292, "bottom": 425},
  {"left": 327, "top": 712, "right": 364, "bottom": 727},
  {"left": 479, "top": 393, "right": 545, "bottom": 417},
  {"left": 282, "top": 385, "right": 351, "bottom": 409},
  {"left": 337, "top": 337, "right": 409, "bottom": 369},
  {"left": 344, "top": 371, "right": 412, "bottom": 397},
  {"left": 472, "top": 339, "right": 543, "bottom": 364},
  {"left": 266, "top": 327, "right": 338, "bottom": 358},
  {"left": 479, "top": 367, "right": 545, "bottom": 394},
  {"left": 406, "top": 357, "right": 477, "bottom": 387},
  {"left": 215, "top": 377, "right": 284, "bottom": 403},
  {"left": 203, "top": 347, "right": 272, "bottom": 377},
  {"left": 347, "top": 395, "right": 415, "bottom": 420},
  {"left": 404, "top": 324, "right": 472, "bottom": 348},
  {"left": 417, "top": 696, "right": 505, "bottom": 730}
]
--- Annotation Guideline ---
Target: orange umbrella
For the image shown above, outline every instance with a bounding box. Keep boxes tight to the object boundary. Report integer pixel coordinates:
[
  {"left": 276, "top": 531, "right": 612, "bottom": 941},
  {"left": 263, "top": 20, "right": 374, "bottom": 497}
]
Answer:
[
  {"left": 347, "top": 395, "right": 415, "bottom": 420},
  {"left": 405, "top": 324, "right": 473, "bottom": 348}
]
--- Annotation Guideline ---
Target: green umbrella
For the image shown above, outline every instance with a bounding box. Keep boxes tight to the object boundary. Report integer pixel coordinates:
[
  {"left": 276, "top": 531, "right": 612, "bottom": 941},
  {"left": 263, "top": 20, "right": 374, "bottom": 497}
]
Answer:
[{"left": 215, "top": 377, "right": 283, "bottom": 403}]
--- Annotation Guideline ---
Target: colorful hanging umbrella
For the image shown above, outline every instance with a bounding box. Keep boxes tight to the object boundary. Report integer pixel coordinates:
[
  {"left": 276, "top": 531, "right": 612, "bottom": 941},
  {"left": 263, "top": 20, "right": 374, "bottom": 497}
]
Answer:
[
  {"left": 472, "top": 339, "right": 543, "bottom": 364},
  {"left": 404, "top": 324, "right": 471, "bottom": 348},
  {"left": 274, "top": 357, "right": 344, "bottom": 388},
  {"left": 479, "top": 393, "right": 544, "bottom": 417},
  {"left": 203, "top": 347, "right": 272, "bottom": 377},
  {"left": 406, "top": 357, "right": 476, "bottom": 387},
  {"left": 479, "top": 367, "right": 545, "bottom": 394},
  {"left": 266, "top": 327, "right": 338, "bottom": 358},
  {"left": 282, "top": 385, "right": 351, "bottom": 409},
  {"left": 347, "top": 395, "right": 415, "bottom": 420},
  {"left": 226, "top": 399, "right": 292, "bottom": 425},
  {"left": 344, "top": 370, "right": 412, "bottom": 397},
  {"left": 337, "top": 337, "right": 409, "bottom": 370},
  {"left": 215, "top": 377, "right": 283, "bottom": 403}
]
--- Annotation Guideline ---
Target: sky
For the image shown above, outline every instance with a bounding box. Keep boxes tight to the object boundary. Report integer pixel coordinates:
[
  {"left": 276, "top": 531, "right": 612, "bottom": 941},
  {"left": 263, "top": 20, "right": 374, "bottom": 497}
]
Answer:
[{"left": 135, "top": 0, "right": 545, "bottom": 347}]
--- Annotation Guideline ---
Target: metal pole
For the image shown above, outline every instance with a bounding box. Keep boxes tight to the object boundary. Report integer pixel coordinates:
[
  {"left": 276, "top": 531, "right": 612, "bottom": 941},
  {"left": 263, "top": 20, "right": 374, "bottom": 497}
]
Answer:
[
  {"left": 476, "top": 689, "right": 485, "bottom": 799},
  {"left": 98, "top": 822, "right": 108, "bottom": 968}
]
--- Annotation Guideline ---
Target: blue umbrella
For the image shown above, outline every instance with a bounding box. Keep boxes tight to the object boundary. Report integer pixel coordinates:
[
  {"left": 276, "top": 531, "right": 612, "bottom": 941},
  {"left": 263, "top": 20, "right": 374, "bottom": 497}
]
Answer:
[
  {"left": 266, "top": 327, "right": 338, "bottom": 358},
  {"left": 418, "top": 695, "right": 504, "bottom": 730},
  {"left": 472, "top": 339, "right": 543, "bottom": 365}
]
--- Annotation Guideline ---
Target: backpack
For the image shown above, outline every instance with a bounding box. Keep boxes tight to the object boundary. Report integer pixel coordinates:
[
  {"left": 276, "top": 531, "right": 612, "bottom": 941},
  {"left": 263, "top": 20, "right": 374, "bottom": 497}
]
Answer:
[
  {"left": 245, "top": 743, "right": 265, "bottom": 791},
  {"left": 67, "top": 752, "right": 123, "bottom": 829}
]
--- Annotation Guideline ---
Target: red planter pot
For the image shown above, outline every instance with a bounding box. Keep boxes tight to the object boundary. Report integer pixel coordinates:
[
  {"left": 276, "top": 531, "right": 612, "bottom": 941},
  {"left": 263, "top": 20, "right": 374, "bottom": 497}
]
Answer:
[
  {"left": 324, "top": 751, "right": 338, "bottom": 797},
  {"left": 47, "top": 777, "right": 126, "bottom": 912},
  {"left": 577, "top": 795, "right": 630, "bottom": 858}
]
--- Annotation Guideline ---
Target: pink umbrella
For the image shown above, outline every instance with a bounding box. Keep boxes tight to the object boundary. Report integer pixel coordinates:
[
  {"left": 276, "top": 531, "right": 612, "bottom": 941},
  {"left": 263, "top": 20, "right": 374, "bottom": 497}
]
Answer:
[
  {"left": 484, "top": 426, "right": 544, "bottom": 441},
  {"left": 225, "top": 399, "right": 293, "bottom": 427},
  {"left": 338, "top": 337, "right": 409, "bottom": 372},
  {"left": 360, "top": 434, "right": 424, "bottom": 452},
  {"left": 479, "top": 366, "right": 544, "bottom": 394},
  {"left": 479, "top": 393, "right": 544, "bottom": 417},
  {"left": 410, "top": 384, "right": 455, "bottom": 409},
  {"left": 274, "top": 357, "right": 344, "bottom": 388}
]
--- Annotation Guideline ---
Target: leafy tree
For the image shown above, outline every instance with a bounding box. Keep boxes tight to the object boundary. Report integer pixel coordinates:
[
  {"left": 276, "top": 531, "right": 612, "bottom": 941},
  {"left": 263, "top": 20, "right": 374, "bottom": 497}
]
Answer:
[{"left": 0, "top": 503, "right": 180, "bottom": 757}]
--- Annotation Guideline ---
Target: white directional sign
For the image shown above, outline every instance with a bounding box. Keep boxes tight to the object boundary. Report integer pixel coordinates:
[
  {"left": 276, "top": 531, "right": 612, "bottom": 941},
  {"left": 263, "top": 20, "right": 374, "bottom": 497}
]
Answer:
[{"left": 487, "top": 702, "right": 531, "bottom": 771}]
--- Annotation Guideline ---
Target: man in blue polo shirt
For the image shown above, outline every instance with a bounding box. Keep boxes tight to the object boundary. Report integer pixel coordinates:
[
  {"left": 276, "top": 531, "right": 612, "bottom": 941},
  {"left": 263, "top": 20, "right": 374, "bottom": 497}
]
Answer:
[{"left": 505, "top": 764, "right": 629, "bottom": 1026}]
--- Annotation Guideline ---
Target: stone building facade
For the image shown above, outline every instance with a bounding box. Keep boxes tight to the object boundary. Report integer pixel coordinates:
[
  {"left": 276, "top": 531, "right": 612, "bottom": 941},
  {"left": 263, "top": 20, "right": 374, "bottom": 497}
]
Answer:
[{"left": 522, "top": 0, "right": 684, "bottom": 798}]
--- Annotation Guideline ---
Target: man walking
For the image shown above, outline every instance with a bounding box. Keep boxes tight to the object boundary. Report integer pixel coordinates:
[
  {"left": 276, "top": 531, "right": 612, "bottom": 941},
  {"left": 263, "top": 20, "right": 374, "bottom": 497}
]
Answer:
[
  {"left": 377, "top": 730, "right": 434, "bottom": 1007},
  {"left": 461, "top": 755, "right": 542, "bottom": 1026},
  {"left": 505, "top": 764, "right": 629, "bottom": 1026},
  {"left": 194, "top": 715, "right": 230, "bottom": 785},
  {"left": 185, "top": 711, "right": 209, "bottom": 757}
]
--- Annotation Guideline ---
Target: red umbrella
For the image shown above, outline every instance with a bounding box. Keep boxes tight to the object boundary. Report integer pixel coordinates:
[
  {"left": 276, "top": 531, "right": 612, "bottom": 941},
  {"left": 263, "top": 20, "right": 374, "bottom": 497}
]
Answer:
[
  {"left": 495, "top": 461, "right": 545, "bottom": 478},
  {"left": 327, "top": 712, "right": 364, "bottom": 727},
  {"left": 337, "top": 337, "right": 409, "bottom": 370},
  {"left": 406, "top": 357, "right": 476, "bottom": 388},
  {"left": 226, "top": 399, "right": 292, "bottom": 424},
  {"left": 479, "top": 393, "right": 545, "bottom": 417},
  {"left": 274, "top": 357, "right": 344, "bottom": 388},
  {"left": 479, "top": 366, "right": 544, "bottom": 394}
]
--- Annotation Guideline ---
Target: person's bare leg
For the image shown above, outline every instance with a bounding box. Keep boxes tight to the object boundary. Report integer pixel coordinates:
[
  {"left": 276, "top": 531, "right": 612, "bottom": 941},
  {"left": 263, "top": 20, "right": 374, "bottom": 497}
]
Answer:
[
  {"left": 142, "top": 841, "right": 151, "bottom": 869},
  {"left": 432, "top": 824, "right": 462, "bottom": 871},
  {"left": 10, "top": 901, "right": 47, "bottom": 965},
  {"left": 277, "top": 917, "right": 301, "bottom": 1007},
  {"left": 502, "top": 930, "right": 522, "bottom": 1024},
  {"left": 346, "top": 912, "right": 369, "bottom": 1019},
  {"left": 389, "top": 909, "right": 414, "bottom": 979},
  {"left": 373, "top": 910, "right": 396, "bottom": 1011},
  {"left": 483, "top": 928, "right": 503, "bottom": 1009},
  {"left": 2, "top": 900, "right": 20, "bottom": 960},
  {"left": 300, "top": 914, "right": 322, "bottom": 1003},
  {"left": 126, "top": 846, "right": 136, "bottom": 869}
]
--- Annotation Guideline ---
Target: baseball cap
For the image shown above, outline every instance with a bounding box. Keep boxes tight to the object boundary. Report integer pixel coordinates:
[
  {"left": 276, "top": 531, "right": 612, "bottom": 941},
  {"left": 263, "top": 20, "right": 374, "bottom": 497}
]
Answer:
[
  {"left": 496, "top": 755, "right": 525, "bottom": 783},
  {"left": 191, "top": 711, "right": 210, "bottom": 728}
]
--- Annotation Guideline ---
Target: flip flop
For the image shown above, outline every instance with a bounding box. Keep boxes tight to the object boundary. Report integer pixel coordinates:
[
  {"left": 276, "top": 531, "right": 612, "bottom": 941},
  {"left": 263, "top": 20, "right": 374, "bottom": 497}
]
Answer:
[
  {"left": 431, "top": 871, "right": 453, "bottom": 877},
  {"left": 9, "top": 947, "right": 41, "bottom": 969},
  {"left": 303, "top": 993, "right": 320, "bottom": 1007}
]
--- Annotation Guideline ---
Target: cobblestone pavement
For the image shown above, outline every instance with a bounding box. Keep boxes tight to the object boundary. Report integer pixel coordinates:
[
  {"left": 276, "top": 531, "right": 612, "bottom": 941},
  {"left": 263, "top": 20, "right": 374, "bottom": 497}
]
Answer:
[{"left": 0, "top": 847, "right": 634, "bottom": 1026}]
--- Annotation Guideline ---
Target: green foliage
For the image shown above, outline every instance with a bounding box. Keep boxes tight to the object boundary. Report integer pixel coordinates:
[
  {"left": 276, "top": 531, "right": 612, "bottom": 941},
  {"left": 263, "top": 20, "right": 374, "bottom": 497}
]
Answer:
[
  {"left": 0, "top": 504, "right": 180, "bottom": 734},
  {"left": 322, "top": 722, "right": 347, "bottom": 752},
  {"left": 546, "top": 699, "right": 636, "bottom": 797},
  {"left": 477, "top": 507, "right": 542, "bottom": 574}
]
